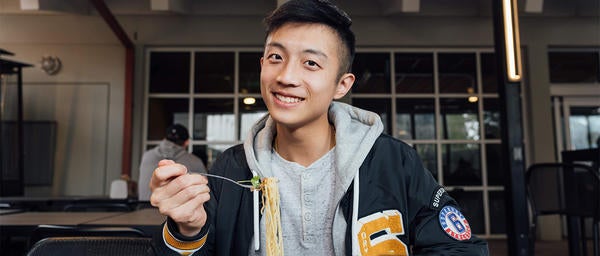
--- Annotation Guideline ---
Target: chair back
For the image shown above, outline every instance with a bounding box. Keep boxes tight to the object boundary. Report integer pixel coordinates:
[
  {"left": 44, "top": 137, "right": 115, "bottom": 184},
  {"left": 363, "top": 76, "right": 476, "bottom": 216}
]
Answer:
[
  {"left": 526, "top": 163, "right": 599, "bottom": 219},
  {"left": 563, "top": 164, "right": 600, "bottom": 219},
  {"left": 27, "top": 237, "right": 156, "bottom": 256},
  {"left": 29, "top": 225, "right": 146, "bottom": 249}
]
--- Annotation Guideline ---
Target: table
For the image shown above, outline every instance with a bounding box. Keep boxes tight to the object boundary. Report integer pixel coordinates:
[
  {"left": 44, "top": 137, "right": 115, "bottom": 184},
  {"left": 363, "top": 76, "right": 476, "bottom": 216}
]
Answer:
[
  {"left": 83, "top": 208, "right": 165, "bottom": 226},
  {"left": 0, "top": 196, "right": 137, "bottom": 211},
  {"left": 82, "top": 208, "right": 166, "bottom": 236},
  {"left": 0, "top": 208, "right": 24, "bottom": 215},
  {"left": 0, "top": 211, "right": 123, "bottom": 236}
]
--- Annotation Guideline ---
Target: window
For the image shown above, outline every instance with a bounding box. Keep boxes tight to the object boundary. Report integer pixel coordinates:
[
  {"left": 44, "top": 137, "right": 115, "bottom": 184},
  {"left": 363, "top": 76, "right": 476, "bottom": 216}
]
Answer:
[
  {"left": 548, "top": 49, "right": 600, "bottom": 83},
  {"left": 145, "top": 48, "right": 525, "bottom": 238}
]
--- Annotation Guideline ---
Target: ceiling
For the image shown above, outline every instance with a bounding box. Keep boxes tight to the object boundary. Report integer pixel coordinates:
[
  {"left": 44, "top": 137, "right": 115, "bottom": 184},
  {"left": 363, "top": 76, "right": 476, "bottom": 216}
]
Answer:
[{"left": 0, "top": 0, "right": 597, "bottom": 17}]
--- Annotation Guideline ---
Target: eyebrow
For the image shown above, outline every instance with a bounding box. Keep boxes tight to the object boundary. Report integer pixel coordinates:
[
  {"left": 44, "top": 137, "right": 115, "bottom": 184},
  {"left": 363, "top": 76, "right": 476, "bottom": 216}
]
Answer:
[{"left": 266, "top": 42, "right": 328, "bottom": 59}]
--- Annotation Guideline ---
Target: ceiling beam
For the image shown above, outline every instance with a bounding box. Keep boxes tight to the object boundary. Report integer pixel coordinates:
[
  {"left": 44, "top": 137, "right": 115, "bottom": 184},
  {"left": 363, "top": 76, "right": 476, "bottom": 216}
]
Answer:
[
  {"left": 150, "top": 0, "right": 191, "bottom": 13},
  {"left": 379, "top": 0, "right": 420, "bottom": 15},
  {"left": 19, "top": 0, "right": 90, "bottom": 14},
  {"left": 524, "top": 0, "right": 543, "bottom": 13}
]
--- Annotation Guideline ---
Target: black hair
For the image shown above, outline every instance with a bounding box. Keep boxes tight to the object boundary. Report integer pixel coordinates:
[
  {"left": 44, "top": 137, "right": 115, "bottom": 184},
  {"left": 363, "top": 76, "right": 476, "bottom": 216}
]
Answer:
[
  {"left": 165, "top": 124, "right": 189, "bottom": 146},
  {"left": 264, "top": 0, "right": 355, "bottom": 76}
]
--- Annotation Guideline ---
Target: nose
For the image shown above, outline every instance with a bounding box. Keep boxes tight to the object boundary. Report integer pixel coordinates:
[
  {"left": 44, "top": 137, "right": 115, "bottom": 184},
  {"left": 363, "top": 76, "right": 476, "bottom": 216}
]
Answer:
[{"left": 276, "top": 62, "right": 301, "bottom": 87}]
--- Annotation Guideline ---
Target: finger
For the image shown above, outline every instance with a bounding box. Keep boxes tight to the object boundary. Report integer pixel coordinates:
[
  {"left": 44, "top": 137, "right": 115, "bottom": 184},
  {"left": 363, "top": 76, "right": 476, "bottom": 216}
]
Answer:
[
  {"left": 157, "top": 183, "right": 210, "bottom": 213},
  {"left": 165, "top": 191, "right": 210, "bottom": 228},
  {"left": 158, "top": 159, "right": 175, "bottom": 167},
  {"left": 151, "top": 174, "right": 208, "bottom": 204},
  {"left": 151, "top": 163, "right": 189, "bottom": 188}
]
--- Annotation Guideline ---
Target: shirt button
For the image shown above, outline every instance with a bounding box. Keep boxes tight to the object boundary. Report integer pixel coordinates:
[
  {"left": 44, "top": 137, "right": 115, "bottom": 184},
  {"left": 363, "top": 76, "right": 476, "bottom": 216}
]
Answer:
[{"left": 304, "top": 211, "right": 312, "bottom": 221}]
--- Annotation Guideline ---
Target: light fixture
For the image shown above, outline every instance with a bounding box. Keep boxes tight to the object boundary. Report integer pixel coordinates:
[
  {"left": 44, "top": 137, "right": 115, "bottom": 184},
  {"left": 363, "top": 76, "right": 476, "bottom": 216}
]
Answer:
[
  {"left": 467, "top": 87, "right": 478, "bottom": 103},
  {"left": 243, "top": 97, "right": 256, "bottom": 105},
  {"left": 502, "top": 0, "right": 522, "bottom": 82},
  {"left": 40, "top": 55, "right": 61, "bottom": 75}
]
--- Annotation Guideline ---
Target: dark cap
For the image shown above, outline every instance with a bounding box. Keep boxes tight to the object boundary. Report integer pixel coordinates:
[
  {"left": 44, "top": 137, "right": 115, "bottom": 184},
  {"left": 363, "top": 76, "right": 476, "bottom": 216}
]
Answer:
[{"left": 165, "top": 124, "right": 189, "bottom": 145}]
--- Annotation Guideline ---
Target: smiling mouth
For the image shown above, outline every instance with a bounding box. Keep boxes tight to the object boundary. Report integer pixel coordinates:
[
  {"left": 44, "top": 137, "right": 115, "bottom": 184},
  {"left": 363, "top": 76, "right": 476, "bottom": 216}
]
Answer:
[{"left": 274, "top": 93, "right": 305, "bottom": 103}]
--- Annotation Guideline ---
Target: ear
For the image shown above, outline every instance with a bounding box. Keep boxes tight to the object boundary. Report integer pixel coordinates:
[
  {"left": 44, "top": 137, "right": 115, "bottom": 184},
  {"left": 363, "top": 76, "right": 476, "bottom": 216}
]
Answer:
[
  {"left": 333, "top": 73, "right": 355, "bottom": 100},
  {"left": 260, "top": 57, "right": 264, "bottom": 67}
]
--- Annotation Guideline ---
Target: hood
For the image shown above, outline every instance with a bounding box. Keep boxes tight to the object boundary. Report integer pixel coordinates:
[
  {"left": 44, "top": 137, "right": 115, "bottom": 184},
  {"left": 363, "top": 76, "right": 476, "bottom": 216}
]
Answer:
[
  {"left": 243, "top": 101, "right": 383, "bottom": 197},
  {"left": 156, "top": 139, "right": 187, "bottom": 160}
]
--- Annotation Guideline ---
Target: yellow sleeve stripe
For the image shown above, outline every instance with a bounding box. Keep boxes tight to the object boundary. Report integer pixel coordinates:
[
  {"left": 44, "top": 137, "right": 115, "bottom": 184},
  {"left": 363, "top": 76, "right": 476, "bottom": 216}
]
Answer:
[{"left": 163, "top": 223, "right": 208, "bottom": 252}]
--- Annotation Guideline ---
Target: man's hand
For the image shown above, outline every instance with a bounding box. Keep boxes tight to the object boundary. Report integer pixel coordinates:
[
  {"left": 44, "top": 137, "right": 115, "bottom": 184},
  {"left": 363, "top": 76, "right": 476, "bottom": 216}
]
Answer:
[{"left": 150, "top": 159, "right": 210, "bottom": 237}]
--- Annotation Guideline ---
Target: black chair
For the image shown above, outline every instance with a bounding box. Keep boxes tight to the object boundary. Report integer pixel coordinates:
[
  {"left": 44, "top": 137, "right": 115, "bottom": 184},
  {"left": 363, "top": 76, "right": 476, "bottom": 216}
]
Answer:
[
  {"left": 526, "top": 163, "right": 599, "bottom": 256},
  {"left": 28, "top": 225, "right": 147, "bottom": 249},
  {"left": 27, "top": 237, "right": 156, "bottom": 256}
]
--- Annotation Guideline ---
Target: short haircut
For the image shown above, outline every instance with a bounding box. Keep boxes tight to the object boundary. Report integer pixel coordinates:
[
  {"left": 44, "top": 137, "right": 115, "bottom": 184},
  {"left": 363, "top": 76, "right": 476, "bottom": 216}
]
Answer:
[
  {"left": 264, "top": 0, "right": 355, "bottom": 77},
  {"left": 165, "top": 124, "right": 189, "bottom": 146}
]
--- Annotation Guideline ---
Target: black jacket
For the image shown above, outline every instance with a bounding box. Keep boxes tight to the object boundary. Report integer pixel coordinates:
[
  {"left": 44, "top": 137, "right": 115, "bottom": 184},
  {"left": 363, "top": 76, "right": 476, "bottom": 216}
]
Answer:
[{"left": 154, "top": 134, "right": 489, "bottom": 255}]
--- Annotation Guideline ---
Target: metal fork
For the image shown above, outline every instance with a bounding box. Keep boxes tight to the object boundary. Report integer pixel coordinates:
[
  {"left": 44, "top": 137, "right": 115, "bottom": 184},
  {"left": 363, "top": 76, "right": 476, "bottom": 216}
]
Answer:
[{"left": 198, "top": 173, "right": 254, "bottom": 189}]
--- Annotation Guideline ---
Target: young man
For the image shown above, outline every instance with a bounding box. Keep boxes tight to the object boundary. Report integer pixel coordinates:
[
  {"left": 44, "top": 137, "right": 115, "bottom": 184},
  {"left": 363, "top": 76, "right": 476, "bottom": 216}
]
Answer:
[
  {"left": 150, "top": 0, "right": 489, "bottom": 255},
  {"left": 138, "top": 124, "right": 206, "bottom": 201}
]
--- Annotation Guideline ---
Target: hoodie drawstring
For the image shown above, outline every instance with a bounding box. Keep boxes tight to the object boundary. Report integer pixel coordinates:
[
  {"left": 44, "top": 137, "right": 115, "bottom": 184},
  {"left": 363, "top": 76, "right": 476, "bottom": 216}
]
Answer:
[
  {"left": 252, "top": 170, "right": 260, "bottom": 251},
  {"left": 351, "top": 169, "right": 360, "bottom": 255}
]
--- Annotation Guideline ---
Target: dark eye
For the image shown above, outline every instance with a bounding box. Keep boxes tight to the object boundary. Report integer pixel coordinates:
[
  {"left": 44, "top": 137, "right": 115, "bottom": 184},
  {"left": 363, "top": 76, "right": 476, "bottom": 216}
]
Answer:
[
  {"left": 304, "top": 60, "right": 320, "bottom": 69},
  {"left": 267, "top": 53, "right": 282, "bottom": 60}
]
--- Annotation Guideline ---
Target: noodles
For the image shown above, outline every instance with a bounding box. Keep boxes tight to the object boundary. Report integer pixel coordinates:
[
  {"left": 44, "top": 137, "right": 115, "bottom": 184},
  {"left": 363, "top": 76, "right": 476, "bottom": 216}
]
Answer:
[{"left": 260, "top": 177, "right": 284, "bottom": 256}]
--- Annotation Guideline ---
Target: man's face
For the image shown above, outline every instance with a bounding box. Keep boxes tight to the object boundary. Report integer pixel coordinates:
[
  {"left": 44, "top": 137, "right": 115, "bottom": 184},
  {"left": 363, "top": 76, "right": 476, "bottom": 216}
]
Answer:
[{"left": 260, "top": 22, "right": 354, "bottom": 130}]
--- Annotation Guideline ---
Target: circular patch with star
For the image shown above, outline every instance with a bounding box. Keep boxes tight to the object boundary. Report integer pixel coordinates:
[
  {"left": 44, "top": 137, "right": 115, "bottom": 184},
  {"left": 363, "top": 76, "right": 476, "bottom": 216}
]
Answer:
[{"left": 438, "top": 205, "right": 472, "bottom": 241}]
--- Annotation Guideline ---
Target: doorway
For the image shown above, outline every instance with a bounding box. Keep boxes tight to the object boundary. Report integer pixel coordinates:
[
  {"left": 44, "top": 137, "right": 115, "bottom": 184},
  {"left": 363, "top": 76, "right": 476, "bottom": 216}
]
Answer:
[{"left": 554, "top": 96, "right": 600, "bottom": 161}]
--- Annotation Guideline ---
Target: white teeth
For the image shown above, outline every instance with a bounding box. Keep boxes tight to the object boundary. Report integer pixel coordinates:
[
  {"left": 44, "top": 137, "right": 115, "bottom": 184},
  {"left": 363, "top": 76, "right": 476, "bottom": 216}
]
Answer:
[{"left": 275, "top": 93, "right": 303, "bottom": 103}]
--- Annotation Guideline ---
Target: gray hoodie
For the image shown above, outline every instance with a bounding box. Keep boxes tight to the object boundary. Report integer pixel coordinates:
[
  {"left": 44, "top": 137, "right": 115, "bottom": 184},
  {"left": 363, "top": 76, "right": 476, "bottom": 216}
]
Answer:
[
  {"left": 138, "top": 139, "right": 207, "bottom": 201},
  {"left": 243, "top": 101, "right": 384, "bottom": 255}
]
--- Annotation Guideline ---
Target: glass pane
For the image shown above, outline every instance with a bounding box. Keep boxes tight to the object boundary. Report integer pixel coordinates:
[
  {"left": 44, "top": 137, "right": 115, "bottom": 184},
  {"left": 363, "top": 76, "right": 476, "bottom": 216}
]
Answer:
[
  {"left": 147, "top": 98, "right": 189, "bottom": 140},
  {"left": 395, "top": 53, "right": 434, "bottom": 93},
  {"left": 414, "top": 144, "right": 437, "bottom": 180},
  {"left": 149, "top": 52, "right": 190, "bottom": 93},
  {"left": 483, "top": 98, "right": 501, "bottom": 139},
  {"left": 438, "top": 53, "right": 477, "bottom": 94},
  {"left": 239, "top": 98, "right": 268, "bottom": 140},
  {"left": 447, "top": 190, "right": 484, "bottom": 234},
  {"left": 486, "top": 143, "right": 505, "bottom": 186},
  {"left": 569, "top": 106, "right": 600, "bottom": 149},
  {"left": 441, "top": 98, "right": 480, "bottom": 140},
  {"left": 489, "top": 191, "right": 507, "bottom": 234},
  {"left": 193, "top": 144, "right": 235, "bottom": 169},
  {"left": 570, "top": 116, "right": 589, "bottom": 149},
  {"left": 481, "top": 53, "right": 498, "bottom": 93},
  {"left": 396, "top": 98, "right": 435, "bottom": 140},
  {"left": 352, "top": 53, "right": 391, "bottom": 94},
  {"left": 193, "top": 99, "right": 235, "bottom": 141},
  {"left": 442, "top": 144, "right": 481, "bottom": 186},
  {"left": 239, "top": 52, "right": 263, "bottom": 94},
  {"left": 194, "top": 52, "right": 234, "bottom": 93},
  {"left": 351, "top": 98, "right": 391, "bottom": 134},
  {"left": 549, "top": 51, "right": 600, "bottom": 83},
  {"left": 591, "top": 116, "right": 600, "bottom": 148}
]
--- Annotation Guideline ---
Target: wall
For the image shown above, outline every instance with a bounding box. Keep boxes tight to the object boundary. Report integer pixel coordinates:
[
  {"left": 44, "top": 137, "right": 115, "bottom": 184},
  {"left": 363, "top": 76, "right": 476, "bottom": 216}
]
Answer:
[
  {"left": 0, "top": 6, "right": 598, "bottom": 241},
  {"left": 0, "top": 14, "right": 125, "bottom": 196}
]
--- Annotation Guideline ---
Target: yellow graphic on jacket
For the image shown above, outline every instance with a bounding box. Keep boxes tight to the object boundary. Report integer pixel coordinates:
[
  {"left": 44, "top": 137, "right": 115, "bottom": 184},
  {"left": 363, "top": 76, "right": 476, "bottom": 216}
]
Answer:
[{"left": 357, "top": 210, "right": 409, "bottom": 256}]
